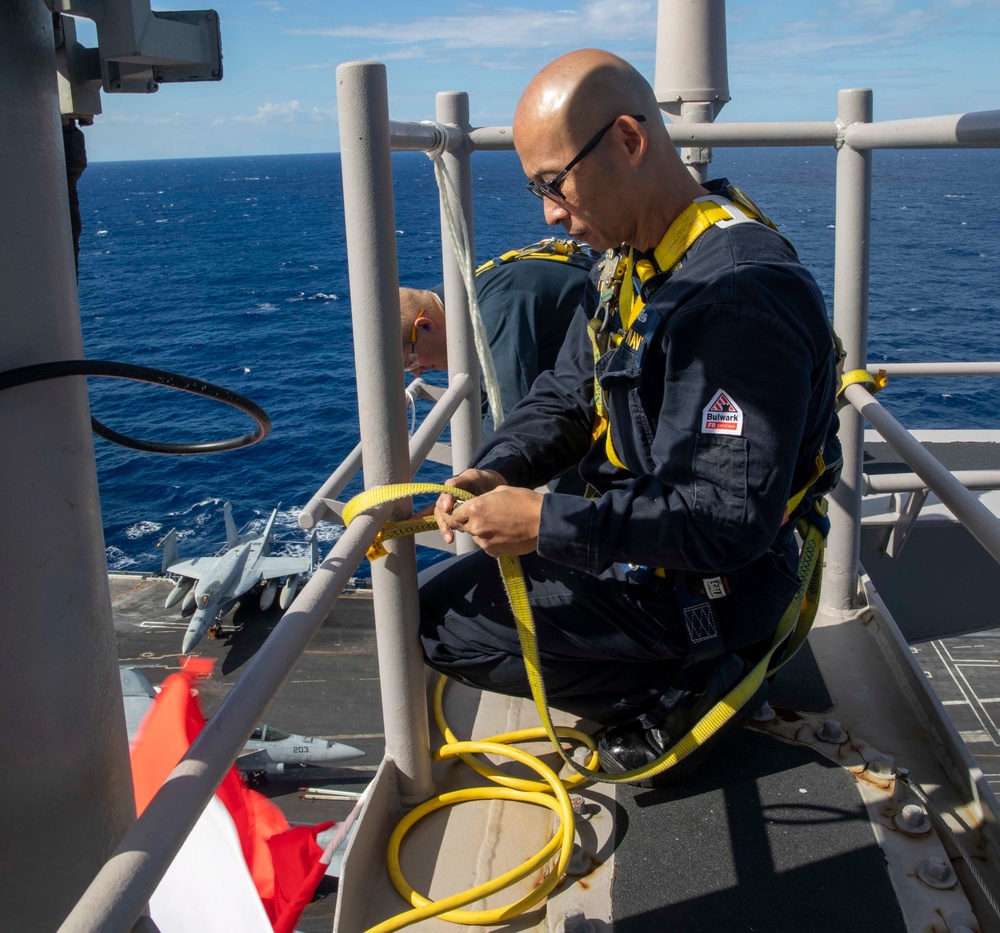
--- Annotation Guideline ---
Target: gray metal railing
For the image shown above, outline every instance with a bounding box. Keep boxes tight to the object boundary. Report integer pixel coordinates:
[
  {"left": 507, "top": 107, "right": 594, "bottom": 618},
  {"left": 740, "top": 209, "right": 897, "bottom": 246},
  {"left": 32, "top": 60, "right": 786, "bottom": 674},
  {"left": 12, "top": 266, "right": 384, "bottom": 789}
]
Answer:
[{"left": 844, "top": 383, "right": 1000, "bottom": 565}]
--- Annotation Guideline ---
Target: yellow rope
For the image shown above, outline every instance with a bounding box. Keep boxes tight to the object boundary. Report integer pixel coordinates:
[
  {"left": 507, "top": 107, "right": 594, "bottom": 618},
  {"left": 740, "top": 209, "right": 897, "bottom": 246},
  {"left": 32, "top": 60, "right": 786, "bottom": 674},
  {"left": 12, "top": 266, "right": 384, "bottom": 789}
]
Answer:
[{"left": 344, "top": 483, "right": 825, "bottom": 929}]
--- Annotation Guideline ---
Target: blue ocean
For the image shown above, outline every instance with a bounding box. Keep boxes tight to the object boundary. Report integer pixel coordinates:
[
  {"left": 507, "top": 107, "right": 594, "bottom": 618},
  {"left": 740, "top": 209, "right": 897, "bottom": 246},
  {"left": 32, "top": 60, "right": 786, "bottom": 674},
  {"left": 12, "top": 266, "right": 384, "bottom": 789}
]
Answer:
[{"left": 76, "top": 147, "right": 1000, "bottom": 574}]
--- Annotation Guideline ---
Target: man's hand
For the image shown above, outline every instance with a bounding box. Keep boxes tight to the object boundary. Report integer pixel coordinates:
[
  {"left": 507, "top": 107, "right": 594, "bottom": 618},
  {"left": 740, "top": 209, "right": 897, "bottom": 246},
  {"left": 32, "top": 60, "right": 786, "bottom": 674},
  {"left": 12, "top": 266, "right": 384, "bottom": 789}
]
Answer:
[{"left": 431, "top": 469, "right": 543, "bottom": 556}]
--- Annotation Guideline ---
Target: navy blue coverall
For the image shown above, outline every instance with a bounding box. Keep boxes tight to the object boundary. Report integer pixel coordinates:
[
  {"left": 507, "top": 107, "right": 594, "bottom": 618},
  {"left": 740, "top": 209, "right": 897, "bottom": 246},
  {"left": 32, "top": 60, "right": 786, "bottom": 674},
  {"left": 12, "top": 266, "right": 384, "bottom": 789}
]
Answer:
[
  {"left": 419, "top": 187, "right": 840, "bottom": 726},
  {"left": 433, "top": 250, "right": 594, "bottom": 438}
]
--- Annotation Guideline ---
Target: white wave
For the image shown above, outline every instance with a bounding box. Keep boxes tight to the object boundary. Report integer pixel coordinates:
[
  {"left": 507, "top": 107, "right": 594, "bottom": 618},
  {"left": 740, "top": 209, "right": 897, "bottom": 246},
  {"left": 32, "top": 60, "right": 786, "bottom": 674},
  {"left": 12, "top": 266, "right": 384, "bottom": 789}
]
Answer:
[
  {"left": 255, "top": 302, "right": 278, "bottom": 311},
  {"left": 123, "top": 520, "right": 163, "bottom": 540},
  {"left": 310, "top": 292, "right": 339, "bottom": 301},
  {"left": 396, "top": 229, "right": 405, "bottom": 235},
  {"left": 155, "top": 219, "right": 169, "bottom": 223},
  {"left": 96, "top": 230, "right": 109, "bottom": 236},
  {"left": 944, "top": 194, "right": 965, "bottom": 199},
  {"left": 826, "top": 224, "right": 835, "bottom": 229},
  {"left": 106, "top": 546, "right": 141, "bottom": 571}
]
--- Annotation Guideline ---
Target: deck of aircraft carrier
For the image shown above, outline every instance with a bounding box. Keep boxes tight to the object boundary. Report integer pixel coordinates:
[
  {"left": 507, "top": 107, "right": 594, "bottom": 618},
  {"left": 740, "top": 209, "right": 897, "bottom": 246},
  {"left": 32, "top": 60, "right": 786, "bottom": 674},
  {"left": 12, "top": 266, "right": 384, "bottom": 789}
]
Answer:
[
  {"left": 111, "top": 573, "right": 382, "bottom": 932},
  {"left": 111, "top": 550, "right": 1000, "bottom": 931}
]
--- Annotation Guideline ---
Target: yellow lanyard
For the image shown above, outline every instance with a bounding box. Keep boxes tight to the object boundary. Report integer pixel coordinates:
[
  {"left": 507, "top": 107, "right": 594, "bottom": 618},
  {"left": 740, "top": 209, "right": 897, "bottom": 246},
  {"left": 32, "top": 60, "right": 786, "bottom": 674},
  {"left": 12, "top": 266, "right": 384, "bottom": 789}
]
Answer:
[{"left": 618, "top": 199, "right": 739, "bottom": 332}]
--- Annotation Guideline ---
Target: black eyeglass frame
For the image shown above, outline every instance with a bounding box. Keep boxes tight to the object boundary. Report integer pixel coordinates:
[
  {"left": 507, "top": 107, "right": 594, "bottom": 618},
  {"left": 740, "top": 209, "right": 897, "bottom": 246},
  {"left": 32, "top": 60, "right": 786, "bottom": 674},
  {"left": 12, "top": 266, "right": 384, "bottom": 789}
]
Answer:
[{"left": 525, "top": 114, "right": 646, "bottom": 201}]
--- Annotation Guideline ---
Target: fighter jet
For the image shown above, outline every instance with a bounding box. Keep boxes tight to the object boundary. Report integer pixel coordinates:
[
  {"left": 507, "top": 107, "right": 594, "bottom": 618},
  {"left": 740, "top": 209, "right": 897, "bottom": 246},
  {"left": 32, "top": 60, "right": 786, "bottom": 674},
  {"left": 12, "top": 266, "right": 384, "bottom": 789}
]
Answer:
[
  {"left": 119, "top": 667, "right": 364, "bottom": 780},
  {"left": 237, "top": 723, "right": 365, "bottom": 782},
  {"left": 159, "top": 502, "right": 318, "bottom": 654}
]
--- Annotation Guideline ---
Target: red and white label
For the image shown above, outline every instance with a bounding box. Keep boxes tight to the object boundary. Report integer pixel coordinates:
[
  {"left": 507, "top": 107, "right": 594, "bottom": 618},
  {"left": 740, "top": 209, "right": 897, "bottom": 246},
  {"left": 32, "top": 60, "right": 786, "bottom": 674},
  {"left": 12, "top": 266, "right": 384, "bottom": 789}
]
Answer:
[{"left": 701, "top": 389, "right": 744, "bottom": 435}]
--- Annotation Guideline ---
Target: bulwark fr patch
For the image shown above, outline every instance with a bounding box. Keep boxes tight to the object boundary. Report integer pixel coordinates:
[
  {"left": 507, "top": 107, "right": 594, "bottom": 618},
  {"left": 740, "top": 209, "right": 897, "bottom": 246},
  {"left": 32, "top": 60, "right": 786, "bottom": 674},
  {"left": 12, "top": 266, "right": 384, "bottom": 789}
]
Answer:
[{"left": 701, "top": 389, "right": 744, "bottom": 435}]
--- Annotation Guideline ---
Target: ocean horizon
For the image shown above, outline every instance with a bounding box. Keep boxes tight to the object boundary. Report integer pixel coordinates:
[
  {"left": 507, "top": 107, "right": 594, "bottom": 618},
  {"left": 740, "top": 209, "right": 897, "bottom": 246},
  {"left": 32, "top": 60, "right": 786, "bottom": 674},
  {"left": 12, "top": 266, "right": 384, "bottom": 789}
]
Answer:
[{"left": 75, "top": 146, "right": 1000, "bottom": 573}]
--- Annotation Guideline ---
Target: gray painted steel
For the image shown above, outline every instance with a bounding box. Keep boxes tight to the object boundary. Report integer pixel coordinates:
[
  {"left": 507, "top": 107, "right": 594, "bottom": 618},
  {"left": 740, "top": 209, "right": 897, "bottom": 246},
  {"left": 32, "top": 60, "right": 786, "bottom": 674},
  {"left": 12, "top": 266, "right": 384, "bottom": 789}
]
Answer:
[
  {"left": 335, "top": 61, "right": 435, "bottom": 803},
  {"left": 435, "top": 91, "right": 482, "bottom": 554},
  {"left": 824, "top": 88, "right": 874, "bottom": 613},
  {"left": 654, "top": 0, "right": 729, "bottom": 120},
  {"left": 845, "top": 383, "right": 1000, "bottom": 565},
  {"left": 0, "top": 7, "right": 135, "bottom": 930},
  {"left": 873, "top": 362, "right": 1000, "bottom": 377},
  {"left": 864, "top": 470, "right": 1000, "bottom": 494}
]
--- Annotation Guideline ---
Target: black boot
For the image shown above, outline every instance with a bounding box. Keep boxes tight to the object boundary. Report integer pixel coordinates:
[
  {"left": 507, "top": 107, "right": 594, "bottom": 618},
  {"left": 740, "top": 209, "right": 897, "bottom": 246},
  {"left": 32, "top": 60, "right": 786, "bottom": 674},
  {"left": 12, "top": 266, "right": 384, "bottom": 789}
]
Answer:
[{"left": 597, "top": 654, "right": 766, "bottom": 787}]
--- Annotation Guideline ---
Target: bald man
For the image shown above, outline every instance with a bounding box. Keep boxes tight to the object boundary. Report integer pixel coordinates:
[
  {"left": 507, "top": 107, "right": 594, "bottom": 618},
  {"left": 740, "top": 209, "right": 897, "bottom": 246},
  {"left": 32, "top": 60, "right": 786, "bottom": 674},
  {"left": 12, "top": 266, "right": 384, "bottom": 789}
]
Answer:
[{"left": 418, "top": 50, "right": 841, "bottom": 784}]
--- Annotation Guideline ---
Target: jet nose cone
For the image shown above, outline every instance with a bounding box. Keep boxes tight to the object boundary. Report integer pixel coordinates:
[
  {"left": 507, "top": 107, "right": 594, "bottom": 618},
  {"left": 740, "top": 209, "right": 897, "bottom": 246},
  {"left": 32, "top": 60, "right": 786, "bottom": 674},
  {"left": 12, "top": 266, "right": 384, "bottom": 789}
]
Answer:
[
  {"left": 325, "top": 740, "right": 365, "bottom": 763},
  {"left": 182, "top": 617, "right": 207, "bottom": 655}
]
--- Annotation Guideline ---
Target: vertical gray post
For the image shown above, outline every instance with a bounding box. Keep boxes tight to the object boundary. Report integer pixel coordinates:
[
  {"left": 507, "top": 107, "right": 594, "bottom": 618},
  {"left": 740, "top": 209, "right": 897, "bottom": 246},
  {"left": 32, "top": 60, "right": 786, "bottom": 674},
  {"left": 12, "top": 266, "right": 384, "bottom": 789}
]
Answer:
[
  {"left": 824, "top": 88, "right": 873, "bottom": 613},
  {"left": 654, "top": 0, "right": 730, "bottom": 181},
  {"left": 336, "top": 61, "right": 433, "bottom": 802},
  {"left": 0, "top": 5, "right": 135, "bottom": 929},
  {"left": 436, "top": 91, "right": 481, "bottom": 555}
]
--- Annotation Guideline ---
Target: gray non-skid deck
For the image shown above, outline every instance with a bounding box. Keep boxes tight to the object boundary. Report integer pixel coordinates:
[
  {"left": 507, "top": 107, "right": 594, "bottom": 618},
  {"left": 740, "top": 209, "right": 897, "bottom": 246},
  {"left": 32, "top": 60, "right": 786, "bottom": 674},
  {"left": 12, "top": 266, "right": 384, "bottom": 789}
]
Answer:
[{"left": 111, "top": 569, "right": 996, "bottom": 931}]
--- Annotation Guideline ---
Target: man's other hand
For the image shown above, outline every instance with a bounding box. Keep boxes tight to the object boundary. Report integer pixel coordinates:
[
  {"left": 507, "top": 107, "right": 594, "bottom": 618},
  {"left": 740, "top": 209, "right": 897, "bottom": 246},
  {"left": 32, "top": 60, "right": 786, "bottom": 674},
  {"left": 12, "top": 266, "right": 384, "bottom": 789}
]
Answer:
[
  {"left": 439, "top": 484, "right": 542, "bottom": 556},
  {"left": 430, "top": 469, "right": 541, "bottom": 554}
]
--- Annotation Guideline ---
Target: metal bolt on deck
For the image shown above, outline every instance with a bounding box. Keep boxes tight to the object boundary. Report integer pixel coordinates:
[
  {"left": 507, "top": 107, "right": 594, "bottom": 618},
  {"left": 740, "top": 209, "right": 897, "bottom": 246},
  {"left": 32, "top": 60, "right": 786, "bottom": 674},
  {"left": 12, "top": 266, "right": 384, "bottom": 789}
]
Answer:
[
  {"left": 917, "top": 855, "right": 958, "bottom": 890},
  {"left": 895, "top": 803, "right": 931, "bottom": 835}
]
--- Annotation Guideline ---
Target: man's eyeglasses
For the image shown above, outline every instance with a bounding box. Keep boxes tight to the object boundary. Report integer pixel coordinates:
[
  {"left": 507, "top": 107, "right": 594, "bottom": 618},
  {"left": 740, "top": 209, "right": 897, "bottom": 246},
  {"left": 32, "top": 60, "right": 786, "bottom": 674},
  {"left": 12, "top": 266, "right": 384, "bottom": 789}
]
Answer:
[
  {"left": 404, "top": 320, "right": 421, "bottom": 373},
  {"left": 525, "top": 114, "right": 646, "bottom": 201}
]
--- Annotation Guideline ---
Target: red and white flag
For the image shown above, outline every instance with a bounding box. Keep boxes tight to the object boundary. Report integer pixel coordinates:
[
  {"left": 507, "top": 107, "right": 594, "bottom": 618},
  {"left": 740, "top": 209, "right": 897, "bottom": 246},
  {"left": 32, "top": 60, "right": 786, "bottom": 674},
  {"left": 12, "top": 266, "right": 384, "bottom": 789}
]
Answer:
[{"left": 130, "top": 661, "right": 333, "bottom": 933}]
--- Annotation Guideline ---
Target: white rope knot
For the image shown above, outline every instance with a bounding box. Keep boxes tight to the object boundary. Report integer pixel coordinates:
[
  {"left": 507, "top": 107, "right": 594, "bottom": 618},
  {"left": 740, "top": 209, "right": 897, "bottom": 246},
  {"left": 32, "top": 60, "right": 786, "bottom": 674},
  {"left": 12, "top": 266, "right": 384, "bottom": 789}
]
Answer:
[{"left": 418, "top": 120, "right": 449, "bottom": 161}]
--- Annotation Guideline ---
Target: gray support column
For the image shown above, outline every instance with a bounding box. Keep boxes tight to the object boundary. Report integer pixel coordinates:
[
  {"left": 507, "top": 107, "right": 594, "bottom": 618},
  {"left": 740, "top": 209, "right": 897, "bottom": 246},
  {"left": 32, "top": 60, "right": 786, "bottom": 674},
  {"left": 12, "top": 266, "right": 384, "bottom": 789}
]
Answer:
[
  {"left": 655, "top": 0, "right": 729, "bottom": 181},
  {"left": 0, "top": 5, "right": 134, "bottom": 929},
  {"left": 336, "top": 61, "right": 433, "bottom": 802},
  {"left": 678, "top": 101, "right": 714, "bottom": 183},
  {"left": 435, "top": 91, "right": 481, "bottom": 555},
  {"left": 824, "top": 88, "right": 874, "bottom": 613}
]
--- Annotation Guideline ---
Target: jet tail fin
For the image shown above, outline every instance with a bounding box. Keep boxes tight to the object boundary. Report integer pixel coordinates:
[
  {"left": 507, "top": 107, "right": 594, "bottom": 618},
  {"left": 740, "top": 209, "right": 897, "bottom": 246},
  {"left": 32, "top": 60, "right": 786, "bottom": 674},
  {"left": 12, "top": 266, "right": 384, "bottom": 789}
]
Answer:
[
  {"left": 260, "top": 504, "right": 281, "bottom": 557},
  {"left": 158, "top": 528, "right": 178, "bottom": 574},
  {"left": 223, "top": 501, "right": 239, "bottom": 549}
]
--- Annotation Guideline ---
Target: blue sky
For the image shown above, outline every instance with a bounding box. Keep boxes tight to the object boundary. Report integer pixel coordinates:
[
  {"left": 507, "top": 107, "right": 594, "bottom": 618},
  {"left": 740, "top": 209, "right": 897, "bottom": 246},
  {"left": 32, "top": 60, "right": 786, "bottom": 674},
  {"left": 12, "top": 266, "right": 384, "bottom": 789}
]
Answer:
[{"left": 78, "top": 0, "right": 1000, "bottom": 162}]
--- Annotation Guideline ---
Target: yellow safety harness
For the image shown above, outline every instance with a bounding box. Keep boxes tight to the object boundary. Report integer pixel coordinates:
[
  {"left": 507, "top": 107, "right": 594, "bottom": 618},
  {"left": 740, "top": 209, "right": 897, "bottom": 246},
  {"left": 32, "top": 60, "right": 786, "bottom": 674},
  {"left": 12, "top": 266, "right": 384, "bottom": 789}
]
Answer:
[
  {"left": 588, "top": 189, "right": 778, "bottom": 469},
  {"left": 473, "top": 237, "right": 596, "bottom": 277}
]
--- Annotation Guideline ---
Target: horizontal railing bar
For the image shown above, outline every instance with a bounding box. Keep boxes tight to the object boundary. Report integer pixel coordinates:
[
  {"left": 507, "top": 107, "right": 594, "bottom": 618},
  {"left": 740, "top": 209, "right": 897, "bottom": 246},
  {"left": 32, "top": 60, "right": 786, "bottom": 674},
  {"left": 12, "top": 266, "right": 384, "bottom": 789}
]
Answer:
[
  {"left": 844, "top": 109, "right": 1000, "bottom": 149},
  {"left": 870, "top": 362, "right": 1000, "bottom": 377},
  {"left": 298, "top": 375, "right": 472, "bottom": 530},
  {"left": 864, "top": 469, "right": 1000, "bottom": 494},
  {"left": 468, "top": 126, "right": 516, "bottom": 150},
  {"left": 667, "top": 121, "right": 837, "bottom": 146},
  {"left": 388, "top": 119, "right": 464, "bottom": 152},
  {"left": 468, "top": 121, "right": 837, "bottom": 149},
  {"left": 58, "top": 508, "right": 390, "bottom": 933},
  {"left": 406, "top": 109, "right": 1000, "bottom": 156},
  {"left": 844, "top": 382, "right": 1000, "bottom": 565}
]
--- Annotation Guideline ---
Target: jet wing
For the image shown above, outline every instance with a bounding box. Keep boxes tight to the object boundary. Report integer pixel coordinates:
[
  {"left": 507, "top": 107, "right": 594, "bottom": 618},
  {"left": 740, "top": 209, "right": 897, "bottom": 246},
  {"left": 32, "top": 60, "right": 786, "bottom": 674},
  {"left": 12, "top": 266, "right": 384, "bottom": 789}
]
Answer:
[
  {"left": 164, "top": 557, "right": 212, "bottom": 580},
  {"left": 235, "top": 749, "right": 271, "bottom": 770},
  {"left": 257, "top": 555, "right": 312, "bottom": 580}
]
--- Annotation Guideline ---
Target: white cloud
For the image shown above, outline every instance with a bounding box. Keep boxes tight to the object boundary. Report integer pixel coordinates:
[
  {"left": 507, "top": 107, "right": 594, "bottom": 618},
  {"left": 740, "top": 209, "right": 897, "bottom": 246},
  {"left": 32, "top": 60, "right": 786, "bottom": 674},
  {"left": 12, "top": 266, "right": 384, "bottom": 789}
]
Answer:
[
  {"left": 255, "top": 0, "right": 285, "bottom": 10},
  {"left": 215, "top": 100, "right": 337, "bottom": 125},
  {"left": 287, "top": 0, "right": 655, "bottom": 50}
]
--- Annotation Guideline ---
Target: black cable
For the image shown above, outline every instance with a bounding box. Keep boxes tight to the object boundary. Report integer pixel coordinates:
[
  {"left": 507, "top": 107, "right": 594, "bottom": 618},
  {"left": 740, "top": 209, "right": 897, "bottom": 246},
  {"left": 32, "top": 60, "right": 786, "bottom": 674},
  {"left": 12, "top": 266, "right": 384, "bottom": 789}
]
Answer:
[{"left": 0, "top": 360, "right": 271, "bottom": 455}]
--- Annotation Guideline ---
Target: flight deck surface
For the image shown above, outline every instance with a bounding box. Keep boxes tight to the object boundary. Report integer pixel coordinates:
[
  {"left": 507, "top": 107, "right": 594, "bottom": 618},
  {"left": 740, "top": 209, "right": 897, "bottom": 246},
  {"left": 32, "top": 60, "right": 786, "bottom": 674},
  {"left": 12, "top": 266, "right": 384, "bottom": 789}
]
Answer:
[{"left": 110, "top": 572, "right": 1000, "bottom": 931}]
